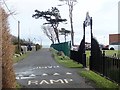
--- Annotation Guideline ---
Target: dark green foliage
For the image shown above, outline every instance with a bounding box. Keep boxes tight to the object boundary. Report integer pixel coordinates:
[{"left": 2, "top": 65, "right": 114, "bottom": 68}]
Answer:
[
  {"left": 35, "top": 44, "right": 42, "bottom": 51},
  {"left": 11, "top": 35, "right": 34, "bottom": 45},
  {"left": 32, "top": 7, "right": 67, "bottom": 24},
  {"left": 32, "top": 7, "right": 67, "bottom": 43}
]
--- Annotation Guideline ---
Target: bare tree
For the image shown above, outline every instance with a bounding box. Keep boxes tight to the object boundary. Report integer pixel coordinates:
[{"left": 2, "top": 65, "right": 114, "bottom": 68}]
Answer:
[
  {"left": 59, "top": 0, "right": 77, "bottom": 46},
  {"left": 32, "top": 7, "right": 67, "bottom": 43},
  {"left": 41, "top": 25, "right": 56, "bottom": 44}
]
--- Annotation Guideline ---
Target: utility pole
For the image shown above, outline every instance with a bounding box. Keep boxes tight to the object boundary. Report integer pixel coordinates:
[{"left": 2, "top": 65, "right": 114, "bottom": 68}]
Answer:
[{"left": 18, "top": 21, "right": 20, "bottom": 54}]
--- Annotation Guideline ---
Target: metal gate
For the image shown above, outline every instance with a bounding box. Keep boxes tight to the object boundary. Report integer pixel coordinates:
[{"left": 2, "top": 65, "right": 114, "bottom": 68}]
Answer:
[
  {"left": 90, "top": 37, "right": 103, "bottom": 73},
  {"left": 70, "top": 37, "right": 85, "bottom": 64},
  {"left": 70, "top": 37, "right": 86, "bottom": 67}
]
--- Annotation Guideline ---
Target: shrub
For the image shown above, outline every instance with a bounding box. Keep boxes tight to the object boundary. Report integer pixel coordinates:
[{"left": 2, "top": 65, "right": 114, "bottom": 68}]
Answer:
[
  {"left": 1, "top": 7, "right": 16, "bottom": 88},
  {"left": 57, "top": 51, "right": 65, "bottom": 56},
  {"left": 35, "top": 44, "right": 42, "bottom": 51}
]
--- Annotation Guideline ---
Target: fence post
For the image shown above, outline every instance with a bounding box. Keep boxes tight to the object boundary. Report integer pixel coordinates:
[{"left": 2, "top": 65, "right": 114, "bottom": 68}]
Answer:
[
  {"left": 102, "top": 51, "right": 105, "bottom": 76},
  {"left": 89, "top": 55, "right": 92, "bottom": 70},
  {"left": 82, "top": 53, "right": 86, "bottom": 68},
  {"left": 118, "top": 58, "right": 120, "bottom": 85}
]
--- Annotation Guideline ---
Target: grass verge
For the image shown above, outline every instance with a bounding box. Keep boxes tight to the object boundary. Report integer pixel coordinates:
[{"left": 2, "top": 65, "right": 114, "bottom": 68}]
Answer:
[
  {"left": 13, "top": 52, "right": 31, "bottom": 63},
  {"left": 50, "top": 48, "right": 83, "bottom": 68},
  {"left": 79, "top": 70, "right": 119, "bottom": 89},
  {"left": 50, "top": 48, "right": 120, "bottom": 89},
  {"left": 16, "top": 83, "right": 21, "bottom": 88},
  {"left": 86, "top": 50, "right": 120, "bottom": 57}
]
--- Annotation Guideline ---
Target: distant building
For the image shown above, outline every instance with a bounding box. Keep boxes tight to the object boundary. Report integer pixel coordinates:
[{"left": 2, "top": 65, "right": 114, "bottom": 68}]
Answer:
[
  {"left": 109, "top": 34, "right": 120, "bottom": 50},
  {"left": 108, "top": 1, "right": 120, "bottom": 50},
  {"left": 109, "top": 34, "right": 120, "bottom": 45}
]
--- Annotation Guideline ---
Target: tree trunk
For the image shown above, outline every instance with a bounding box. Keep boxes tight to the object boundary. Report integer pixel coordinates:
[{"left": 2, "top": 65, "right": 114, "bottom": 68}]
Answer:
[{"left": 52, "top": 25, "right": 60, "bottom": 43}]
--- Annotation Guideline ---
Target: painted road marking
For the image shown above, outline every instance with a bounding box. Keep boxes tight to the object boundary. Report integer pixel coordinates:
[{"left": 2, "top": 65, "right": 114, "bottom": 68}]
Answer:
[
  {"left": 41, "top": 67, "right": 45, "bottom": 69},
  {"left": 48, "top": 66, "right": 52, "bottom": 68},
  {"left": 16, "top": 76, "right": 35, "bottom": 80},
  {"left": 16, "top": 72, "right": 73, "bottom": 80},
  {"left": 56, "top": 66, "right": 60, "bottom": 68},
  {"left": 44, "top": 66, "right": 47, "bottom": 68},
  {"left": 50, "top": 79, "right": 64, "bottom": 84},
  {"left": 28, "top": 78, "right": 73, "bottom": 85},
  {"left": 29, "top": 74, "right": 35, "bottom": 77},
  {"left": 18, "top": 74, "right": 23, "bottom": 77},
  {"left": 53, "top": 66, "right": 59, "bottom": 68},
  {"left": 39, "top": 67, "right": 41, "bottom": 69},
  {"left": 69, "top": 79, "right": 73, "bottom": 81},
  {"left": 16, "top": 73, "right": 36, "bottom": 80},
  {"left": 16, "top": 77, "right": 20, "bottom": 80},
  {"left": 30, "top": 65, "right": 60, "bottom": 70},
  {"left": 21, "top": 77, "right": 35, "bottom": 79},
  {"left": 53, "top": 73, "right": 60, "bottom": 76},
  {"left": 42, "top": 73, "right": 48, "bottom": 76},
  {"left": 66, "top": 72, "right": 72, "bottom": 75}
]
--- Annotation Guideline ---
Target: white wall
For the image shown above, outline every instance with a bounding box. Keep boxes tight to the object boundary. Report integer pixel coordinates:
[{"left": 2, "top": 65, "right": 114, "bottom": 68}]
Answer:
[{"left": 21, "top": 46, "right": 27, "bottom": 53}]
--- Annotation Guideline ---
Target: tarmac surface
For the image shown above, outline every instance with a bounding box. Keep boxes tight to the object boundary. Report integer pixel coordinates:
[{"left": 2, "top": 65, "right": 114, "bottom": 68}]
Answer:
[{"left": 13, "top": 48, "right": 95, "bottom": 89}]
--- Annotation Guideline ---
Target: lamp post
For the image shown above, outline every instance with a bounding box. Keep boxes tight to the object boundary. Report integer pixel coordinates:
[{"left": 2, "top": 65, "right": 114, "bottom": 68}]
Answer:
[{"left": 58, "top": 0, "right": 77, "bottom": 46}]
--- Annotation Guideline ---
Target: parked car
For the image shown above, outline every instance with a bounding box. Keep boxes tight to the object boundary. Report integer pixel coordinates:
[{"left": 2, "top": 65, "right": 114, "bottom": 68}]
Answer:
[{"left": 109, "top": 45, "right": 120, "bottom": 50}]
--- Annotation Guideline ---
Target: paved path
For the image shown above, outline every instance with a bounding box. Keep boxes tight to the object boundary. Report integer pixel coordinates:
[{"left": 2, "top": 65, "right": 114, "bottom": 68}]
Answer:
[{"left": 14, "top": 48, "right": 95, "bottom": 88}]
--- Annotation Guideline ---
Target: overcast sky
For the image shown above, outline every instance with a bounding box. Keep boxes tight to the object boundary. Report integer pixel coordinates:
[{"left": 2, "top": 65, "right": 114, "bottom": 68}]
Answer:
[{"left": 2, "top": 0, "right": 120, "bottom": 46}]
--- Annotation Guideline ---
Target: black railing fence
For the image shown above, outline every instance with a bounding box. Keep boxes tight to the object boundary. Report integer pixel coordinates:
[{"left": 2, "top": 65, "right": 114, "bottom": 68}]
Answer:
[
  {"left": 90, "top": 52, "right": 120, "bottom": 84},
  {"left": 70, "top": 50, "right": 80, "bottom": 63},
  {"left": 70, "top": 50, "right": 120, "bottom": 84},
  {"left": 104, "top": 56, "right": 120, "bottom": 83}
]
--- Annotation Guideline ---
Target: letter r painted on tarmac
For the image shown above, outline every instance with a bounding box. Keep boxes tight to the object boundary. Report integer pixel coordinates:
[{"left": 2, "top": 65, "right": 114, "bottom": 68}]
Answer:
[{"left": 28, "top": 80, "right": 38, "bottom": 85}]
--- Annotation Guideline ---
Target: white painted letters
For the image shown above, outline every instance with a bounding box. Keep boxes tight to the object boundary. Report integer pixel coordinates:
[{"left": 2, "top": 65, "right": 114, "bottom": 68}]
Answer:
[
  {"left": 28, "top": 80, "right": 38, "bottom": 85},
  {"left": 50, "top": 79, "right": 64, "bottom": 84},
  {"left": 64, "top": 79, "right": 73, "bottom": 83},
  {"left": 39, "top": 80, "right": 49, "bottom": 85},
  {"left": 27, "top": 78, "right": 73, "bottom": 85}
]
